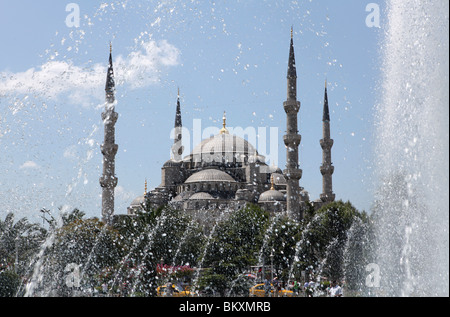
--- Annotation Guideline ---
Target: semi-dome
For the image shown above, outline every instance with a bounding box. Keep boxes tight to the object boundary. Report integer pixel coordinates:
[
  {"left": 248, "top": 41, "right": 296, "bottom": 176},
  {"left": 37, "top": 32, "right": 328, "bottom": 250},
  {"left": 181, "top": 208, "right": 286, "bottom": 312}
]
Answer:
[
  {"left": 258, "top": 189, "right": 286, "bottom": 202},
  {"left": 185, "top": 169, "right": 236, "bottom": 183},
  {"left": 189, "top": 192, "right": 215, "bottom": 200}
]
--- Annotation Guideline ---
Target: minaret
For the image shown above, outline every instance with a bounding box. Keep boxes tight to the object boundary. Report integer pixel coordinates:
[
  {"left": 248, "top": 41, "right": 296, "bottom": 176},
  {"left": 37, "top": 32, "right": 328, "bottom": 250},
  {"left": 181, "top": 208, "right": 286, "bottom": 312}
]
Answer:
[
  {"left": 99, "top": 43, "right": 119, "bottom": 226},
  {"left": 172, "top": 88, "right": 184, "bottom": 161},
  {"left": 283, "top": 27, "right": 303, "bottom": 220},
  {"left": 320, "top": 80, "right": 335, "bottom": 203}
]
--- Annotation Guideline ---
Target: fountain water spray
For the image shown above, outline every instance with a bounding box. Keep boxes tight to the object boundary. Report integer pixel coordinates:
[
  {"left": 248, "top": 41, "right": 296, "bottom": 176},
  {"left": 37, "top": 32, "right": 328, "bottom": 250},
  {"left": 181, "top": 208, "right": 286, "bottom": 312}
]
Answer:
[{"left": 373, "top": 0, "right": 449, "bottom": 297}]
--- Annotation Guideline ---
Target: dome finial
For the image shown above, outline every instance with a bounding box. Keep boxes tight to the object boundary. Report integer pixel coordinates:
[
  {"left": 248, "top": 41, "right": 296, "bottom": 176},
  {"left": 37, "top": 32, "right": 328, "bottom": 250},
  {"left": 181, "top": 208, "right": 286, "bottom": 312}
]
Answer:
[
  {"left": 220, "top": 111, "right": 229, "bottom": 134},
  {"left": 144, "top": 179, "right": 148, "bottom": 195},
  {"left": 270, "top": 174, "right": 275, "bottom": 190}
]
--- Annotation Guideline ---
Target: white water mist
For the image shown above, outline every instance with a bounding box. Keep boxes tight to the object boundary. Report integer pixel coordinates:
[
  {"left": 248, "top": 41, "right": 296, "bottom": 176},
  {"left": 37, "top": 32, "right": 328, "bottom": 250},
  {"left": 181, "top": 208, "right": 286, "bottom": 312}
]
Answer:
[{"left": 373, "top": 0, "right": 449, "bottom": 297}]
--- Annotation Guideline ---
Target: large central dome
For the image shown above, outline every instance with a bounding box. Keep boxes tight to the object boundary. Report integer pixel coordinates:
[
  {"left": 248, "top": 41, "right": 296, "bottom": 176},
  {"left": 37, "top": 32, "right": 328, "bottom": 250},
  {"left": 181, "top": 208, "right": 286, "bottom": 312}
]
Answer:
[{"left": 190, "top": 133, "right": 262, "bottom": 165}]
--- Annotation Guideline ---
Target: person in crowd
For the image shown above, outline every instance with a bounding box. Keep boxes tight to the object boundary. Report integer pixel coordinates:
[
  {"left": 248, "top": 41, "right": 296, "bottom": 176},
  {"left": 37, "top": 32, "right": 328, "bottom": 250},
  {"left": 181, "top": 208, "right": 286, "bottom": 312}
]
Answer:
[{"left": 328, "top": 280, "right": 343, "bottom": 297}]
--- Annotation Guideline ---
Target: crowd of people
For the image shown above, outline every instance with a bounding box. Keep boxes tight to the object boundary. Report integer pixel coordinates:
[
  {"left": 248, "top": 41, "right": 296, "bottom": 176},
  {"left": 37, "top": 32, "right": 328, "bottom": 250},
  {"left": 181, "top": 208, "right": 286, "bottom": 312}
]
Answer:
[
  {"left": 299, "top": 279, "right": 343, "bottom": 297},
  {"left": 263, "top": 277, "right": 344, "bottom": 297},
  {"left": 158, "top": 276, "right": 344, "bottom": 297}
]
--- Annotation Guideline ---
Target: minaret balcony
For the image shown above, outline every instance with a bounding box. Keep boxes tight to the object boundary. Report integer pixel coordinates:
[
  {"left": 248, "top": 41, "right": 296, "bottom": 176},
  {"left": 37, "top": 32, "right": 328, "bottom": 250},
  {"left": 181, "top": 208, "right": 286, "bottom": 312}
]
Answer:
[
  {"left": 320, "top": 192, "right": 335, "bottom": 202},
  {"left": 283, "top": 100, "right": 300, "bottom": 114},
  {"left": 101, "top": 111, "right": 119, "bottom": 124},
  {"left": 320, "top": 138, "right": 334, "bottom": 149},
  {"left": 284, "top": 134, "right": 302, "bottom": 147},
  {"left": 99, "top": 175, "right": 118, "bottom": 188},
  {"left": 283, "top": 168, "right": 303, "bottom": 180},
  {"left": 101, "top": 143, "right": 118, "bottom": 156},
  {"left": 320, "top": 165, "right": 334, "bottom": 175}
]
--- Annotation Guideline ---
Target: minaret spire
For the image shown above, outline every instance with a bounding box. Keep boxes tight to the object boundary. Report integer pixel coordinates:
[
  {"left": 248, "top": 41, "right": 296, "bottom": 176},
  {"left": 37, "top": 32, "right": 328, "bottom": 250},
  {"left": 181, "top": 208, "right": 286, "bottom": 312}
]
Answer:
[
  {"left": 283, "top": 27, "right": 303, "bottom": 220},
  {"left": 320, "top": 79, "right": 335, "bottom": 203},
  {"left": 323, "top": 78, "right": 330, "bottom": 121},
  {"left": 172, "top": 88, "right": 183, "bottom": 161},
  {"left": 105, "top": 42, "right": 115, "bottom": 104},
  {"left": 287, "top": 27, "right": 297, "bottom": 88},
  {"left": 100, "top": 43, "right": 119, "bottom": 226}
]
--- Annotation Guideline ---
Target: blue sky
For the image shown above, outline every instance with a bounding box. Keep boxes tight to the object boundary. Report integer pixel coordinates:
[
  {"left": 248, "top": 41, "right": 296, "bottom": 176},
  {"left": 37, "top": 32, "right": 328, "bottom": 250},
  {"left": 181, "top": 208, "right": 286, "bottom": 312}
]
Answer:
[{"left": 0, "top": 0, "right": 384, "bottom": 223}]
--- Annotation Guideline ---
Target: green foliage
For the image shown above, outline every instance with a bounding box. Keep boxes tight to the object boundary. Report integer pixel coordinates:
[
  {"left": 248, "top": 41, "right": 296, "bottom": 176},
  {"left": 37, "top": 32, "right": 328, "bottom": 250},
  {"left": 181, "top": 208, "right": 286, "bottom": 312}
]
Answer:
[
  {"left": 262, "top": 216, "right": 302, "bottom": 282},
  {"left": 343, "top": 216, "right": 374, "bottom": 293},
  {"left": 36, "top": 217, "right": 125, "bottom": 296},
  {"left": 0, "top": 212, "right": 46, "bottom": 276},
  {"left": 297, "top": 200, "right": 370, "bottom": 282},
  {"left": 0, "top": 271, "right": 20, "bottom": 297},
  {"left": 204, "top": 204, "right": 269, "bottom": 274},
  {"left": 1, "top": 198, "right": 373, "bottom": 297},
  {"left": 55, "top": 218, "right": 124, "bottom": 266},
  {"left": 106, "top": 206, "right": 205, "bottom": 296},
  {"left": 197, "top": 269, "right": 228, "bottom": 297},
  {"left": 200, "top": 204, "right": 269, "bottom": 292}
]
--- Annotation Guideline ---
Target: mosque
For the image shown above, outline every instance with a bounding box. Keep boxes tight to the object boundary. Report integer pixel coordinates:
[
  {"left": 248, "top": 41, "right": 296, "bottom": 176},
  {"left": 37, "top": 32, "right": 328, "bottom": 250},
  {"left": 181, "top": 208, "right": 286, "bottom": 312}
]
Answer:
[{"left": 100, "top": 30, "right": 335, "bottom": 226}]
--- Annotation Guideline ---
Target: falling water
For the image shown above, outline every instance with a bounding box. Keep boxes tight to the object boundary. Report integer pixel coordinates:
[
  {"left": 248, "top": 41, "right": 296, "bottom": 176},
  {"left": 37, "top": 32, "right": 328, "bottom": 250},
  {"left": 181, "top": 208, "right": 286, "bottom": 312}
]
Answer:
[{"left": 374, "top": 0, "right": 449, "bottom": 297}]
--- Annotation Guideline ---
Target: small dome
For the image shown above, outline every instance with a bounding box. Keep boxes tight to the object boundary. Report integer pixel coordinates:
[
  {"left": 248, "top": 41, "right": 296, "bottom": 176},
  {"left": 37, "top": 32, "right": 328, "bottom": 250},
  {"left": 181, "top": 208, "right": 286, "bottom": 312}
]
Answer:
[
  {"left": 185, "top": 169, "right": 236, "bottom": 183},
  {"left": 300, "top": 189, "right": 310, "bottom": 201},
  {"left": 182, "top": 155, "right": 192, "bottom": 162},
  {"left": 248, "top": 154, "right": 266, "bottom": 164},
  {"left": 267, "top": 165, "right": 283, "bottom": 174},
  {"left": 189, "top": 192, "right": 215, "bottom": 200},
  {"left": 173, "top": 191, "right": 194, "bottom": 201},
  {"left": 272, "top": 173, "right": 287, "bottom": 185},
  {"left": 235, "top": 188, "right": 251, "bottom": 201},
  {"left": 163, "top": 159, "right": 182, "bottom": 168},
  {"left": 258, "top": 190, "right": 286, "bottom": 203},
  {"left": 130, "top": 195, "right": 146, "bottom": 207}
]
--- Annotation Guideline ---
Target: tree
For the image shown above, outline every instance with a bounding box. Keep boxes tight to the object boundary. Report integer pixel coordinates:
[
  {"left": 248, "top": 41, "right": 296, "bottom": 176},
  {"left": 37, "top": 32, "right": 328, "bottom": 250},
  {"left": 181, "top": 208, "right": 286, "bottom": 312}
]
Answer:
[
  {"left": 262, "top": 215, "right": 302, "bottom": 283},
  {"left": 25, "top": 217, "right": 125, "bottom": 296},
  {"left": 343, "top": 216, "right": 375, "bottom": 294},
  {"left": 0, "top": 271, "right": 20, "bottom": 297},
  {"left": 0, "top": 213, "right": 46, "bottom": 276},
  {"left": 110, "top": 206, "right": 205, "bottom": 296},
  {"left": 201, "top": 204, "right": 270, "bottom": 295},
  {"left": 296, "top": 200, "right": 369, "bottom": 283}
]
